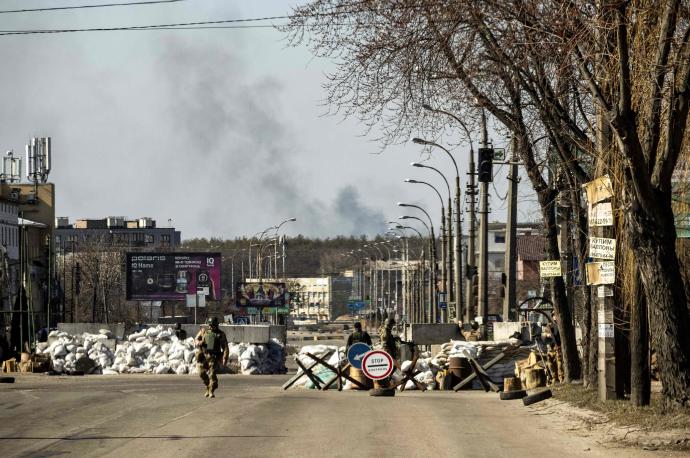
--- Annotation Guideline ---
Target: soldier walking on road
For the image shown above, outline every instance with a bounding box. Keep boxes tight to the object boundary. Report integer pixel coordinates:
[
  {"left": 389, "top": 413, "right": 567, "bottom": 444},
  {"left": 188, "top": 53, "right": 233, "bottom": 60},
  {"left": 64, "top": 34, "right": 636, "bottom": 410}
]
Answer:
[
  {"left": 196, "top": 317, "right": 229, "bottom": 398},
  {"left": 346, "top": 322, "right": 372, "bottom": 348}
]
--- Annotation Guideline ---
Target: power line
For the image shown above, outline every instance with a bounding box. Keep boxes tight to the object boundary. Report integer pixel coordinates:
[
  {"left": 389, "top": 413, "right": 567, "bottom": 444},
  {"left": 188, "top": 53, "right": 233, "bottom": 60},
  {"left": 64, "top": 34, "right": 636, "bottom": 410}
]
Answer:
[
  {"left": 0, "top": 16, "right": 291, "bottom": 35},
  {"left": 0, "top": 0, "right": 185, "bottom": 14},
  {"left": 0, "top": 2, "right": 450, "bottom": 36}
]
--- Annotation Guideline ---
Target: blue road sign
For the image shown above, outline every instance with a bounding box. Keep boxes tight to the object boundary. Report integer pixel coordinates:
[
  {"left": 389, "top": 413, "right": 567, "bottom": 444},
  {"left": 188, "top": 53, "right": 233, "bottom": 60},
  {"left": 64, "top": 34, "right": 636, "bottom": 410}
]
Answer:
[
  {"left": 348, "top": 300, "right": 366, "bottom": 311},
  {"left": 347, "top": 342, "right": 371, "bottom": 370}
]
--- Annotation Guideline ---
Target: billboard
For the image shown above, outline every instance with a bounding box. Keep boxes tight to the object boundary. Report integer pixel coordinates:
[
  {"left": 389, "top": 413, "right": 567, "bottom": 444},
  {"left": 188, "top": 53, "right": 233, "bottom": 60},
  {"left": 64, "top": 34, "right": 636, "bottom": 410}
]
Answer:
[
  {"left": 126, "top": 252, "right": 221, "bottom": 301},
  {"left": 235, "top": 281, "right": 287, "bottom": 308}
]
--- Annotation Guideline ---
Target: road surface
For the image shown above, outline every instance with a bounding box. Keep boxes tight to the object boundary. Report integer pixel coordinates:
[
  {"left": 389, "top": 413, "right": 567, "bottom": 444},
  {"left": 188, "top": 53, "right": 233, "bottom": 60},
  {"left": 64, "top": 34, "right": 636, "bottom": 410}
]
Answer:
[{"left": 0, "top": 374, "right": 669, "bottom": 457}]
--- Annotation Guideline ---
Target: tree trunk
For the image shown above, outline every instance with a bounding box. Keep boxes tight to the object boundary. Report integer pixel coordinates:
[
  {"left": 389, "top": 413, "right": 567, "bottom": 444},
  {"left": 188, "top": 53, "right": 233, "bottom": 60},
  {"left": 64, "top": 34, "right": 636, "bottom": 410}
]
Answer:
[
  {"left": 570, "top": 185, "right": 593, "bottom": 386},
  {"left": 540, "top": 189, "right": 582, "bottom": 381},
  {"left": 630, "top": 199, "right": 690, "bottom": 407},
  {"left": 587, "top": 289, "right": 598, "bottom": 389},
  {"left": 630, "top": 265, "right": 651, "bottom": 406}
]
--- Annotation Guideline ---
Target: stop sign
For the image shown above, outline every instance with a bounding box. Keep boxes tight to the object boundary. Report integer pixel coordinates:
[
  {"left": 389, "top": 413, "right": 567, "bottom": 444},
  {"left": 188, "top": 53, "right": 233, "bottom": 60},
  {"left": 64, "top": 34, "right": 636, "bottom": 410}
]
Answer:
[{"left": 361, "top": 350, "right": 394, "bottom": 380}]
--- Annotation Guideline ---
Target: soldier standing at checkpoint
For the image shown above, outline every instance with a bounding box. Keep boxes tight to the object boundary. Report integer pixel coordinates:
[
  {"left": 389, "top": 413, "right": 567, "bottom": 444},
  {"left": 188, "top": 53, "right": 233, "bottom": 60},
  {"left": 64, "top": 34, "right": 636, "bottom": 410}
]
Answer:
[
  {"left": 196, "top": 317, "right": 229, "bottom": 398},
  {"left": 346, "top": 321, "right": 372, "bottom": 349},
  {"left": 378, "top": 318, "right": 401, "bottom": 366}
]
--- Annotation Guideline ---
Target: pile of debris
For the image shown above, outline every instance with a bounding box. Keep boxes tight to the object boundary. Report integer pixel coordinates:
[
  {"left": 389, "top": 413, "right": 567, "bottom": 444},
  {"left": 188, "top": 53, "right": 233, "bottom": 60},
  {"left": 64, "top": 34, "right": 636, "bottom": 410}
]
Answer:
[{"left": 39, "top": 326, "right": 287, "bottom": 376}]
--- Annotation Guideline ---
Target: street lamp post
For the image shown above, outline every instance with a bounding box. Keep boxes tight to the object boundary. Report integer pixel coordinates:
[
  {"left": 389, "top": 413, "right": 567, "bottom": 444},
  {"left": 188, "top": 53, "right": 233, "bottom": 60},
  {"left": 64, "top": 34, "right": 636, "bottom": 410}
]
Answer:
[
  {"left": 367, "top": 243, "right": 386, "bottom": 315},
  {"left": 273, "top": 217, "right": 296, "bottom": 282},
  {"left": 413, "top": 138, "right": 463, "bottom": 323},
  {"left": 421, "top": 104, "right": 476, "bottom": 325},
  {"left": 406, "top": 173, "right": 450, "bottom": 322},
  {"left": 398, "top": 204, "right": 436, "bottom": 323}
]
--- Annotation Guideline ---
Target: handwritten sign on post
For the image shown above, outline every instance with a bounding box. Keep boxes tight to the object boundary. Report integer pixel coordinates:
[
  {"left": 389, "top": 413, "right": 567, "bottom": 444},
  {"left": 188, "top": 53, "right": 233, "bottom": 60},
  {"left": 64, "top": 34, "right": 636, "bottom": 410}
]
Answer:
[
  {"left": 589, "top": 202, "right": 613, "bottom": 226},
  {"left": 590, "top": 237, "right": 616, "bottom": 260},
  {"left": 583, "top": 175, "right": 613, "bottom": 204},
  {"left": 586, "top": 261, "right": 615, "bottom": 285},
  {"left": 539, "top": 260, "right": 562, "bottom": 278}
]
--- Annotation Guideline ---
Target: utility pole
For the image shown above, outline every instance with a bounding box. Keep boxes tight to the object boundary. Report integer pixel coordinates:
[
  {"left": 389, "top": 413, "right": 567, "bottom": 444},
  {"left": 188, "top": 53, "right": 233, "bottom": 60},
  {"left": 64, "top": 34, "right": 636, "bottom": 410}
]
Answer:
[
  {"left": 503, "top": 137, "right": 518, "bottom": 321},
  {"left": 439, "top": 215, "right": 446, "bottom": 323},
  {"left": 446, "top": 199, "right": 453, "bottom": 323},
  {"left": 465, "top": 148, "right": 477, "bottom": 323},
  {"left": 429, "top": 227, "right": 437, "bottom": 323},
  {"left": 454, "top": 181, "right": 463, "bottom": 323},
  {"left": 477, "top": 109, "right": 491, "bottom": 338}
]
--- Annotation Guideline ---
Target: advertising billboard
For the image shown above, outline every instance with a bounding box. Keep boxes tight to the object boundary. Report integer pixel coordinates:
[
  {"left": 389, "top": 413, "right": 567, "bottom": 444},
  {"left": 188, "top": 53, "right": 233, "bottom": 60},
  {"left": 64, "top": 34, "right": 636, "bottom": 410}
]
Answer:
[
  {"left": 126, "top": 252, "right": 221, "bottom": 301},
  {"left": 235, "top": 281, "right": 288, "bottom": 308}
]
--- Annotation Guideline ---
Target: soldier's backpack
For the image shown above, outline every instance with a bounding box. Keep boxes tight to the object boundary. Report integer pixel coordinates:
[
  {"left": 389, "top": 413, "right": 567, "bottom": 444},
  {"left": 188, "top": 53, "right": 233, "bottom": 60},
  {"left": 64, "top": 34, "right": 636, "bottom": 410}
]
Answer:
[{"left": 203, "top": 330, "right": 221, "bottom": 354}]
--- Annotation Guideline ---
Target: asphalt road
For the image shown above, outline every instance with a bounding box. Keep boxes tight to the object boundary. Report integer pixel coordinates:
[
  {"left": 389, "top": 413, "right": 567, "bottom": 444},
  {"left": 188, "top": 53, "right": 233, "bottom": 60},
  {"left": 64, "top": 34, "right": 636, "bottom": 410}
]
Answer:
[{"left": 0, "top": 374, "right": 669, "bottom": 458}]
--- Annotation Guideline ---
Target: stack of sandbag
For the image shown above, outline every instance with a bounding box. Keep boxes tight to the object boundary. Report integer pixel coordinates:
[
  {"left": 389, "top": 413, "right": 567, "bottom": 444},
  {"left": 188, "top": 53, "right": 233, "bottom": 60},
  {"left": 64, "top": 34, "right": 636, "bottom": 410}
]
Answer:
[
  {"left": 398, "top": 358, "right": 437, "bottom": 391},
  {"left": 104, "top": 326, "right": 196, "bottom": 375},
  {"left": 38, "top": 329, "right": 115, "bottom": 374},
  {"left": 103, "top": 325, "right": 287, "bottom": 376},
  {"left": 417, "top": 338, "right": 528, "bottom": 388},
  {"left": 236, "top": 338, "right": 288, "bottom": 375}
]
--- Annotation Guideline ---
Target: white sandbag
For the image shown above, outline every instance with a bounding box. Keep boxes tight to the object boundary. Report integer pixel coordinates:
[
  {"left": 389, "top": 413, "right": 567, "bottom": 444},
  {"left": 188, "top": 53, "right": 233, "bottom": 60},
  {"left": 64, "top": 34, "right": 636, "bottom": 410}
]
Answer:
[
  {"left": 53, "top": 345, "right": 67, "bottom": 357},
  {"left": 175, "top": 364, "right": 187, "bottom": 375},
  {"left": 154, "top": 364, "right": 171, "bottom": 374},
  {"left": 102, "top": 368, "right": 119, "bottom": 375}
]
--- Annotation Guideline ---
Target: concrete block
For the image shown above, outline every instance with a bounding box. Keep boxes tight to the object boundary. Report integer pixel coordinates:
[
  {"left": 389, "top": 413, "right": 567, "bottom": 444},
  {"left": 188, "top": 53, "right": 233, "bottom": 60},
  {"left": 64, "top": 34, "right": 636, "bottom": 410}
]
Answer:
[
  {"left": 403, "top": 324, "right": 462, "bottom": 345},
  {"left": 493, "top": 322, "right": 522, "bottom": 341},
  {"left": 57, "top": 323, "right": 126, "bottom": 340},
  {"left": 493, "top": 321, "right": 541, "bottom": 341},
  {"left": 269, "top": 325, "right": 287, "bottom": 344}
]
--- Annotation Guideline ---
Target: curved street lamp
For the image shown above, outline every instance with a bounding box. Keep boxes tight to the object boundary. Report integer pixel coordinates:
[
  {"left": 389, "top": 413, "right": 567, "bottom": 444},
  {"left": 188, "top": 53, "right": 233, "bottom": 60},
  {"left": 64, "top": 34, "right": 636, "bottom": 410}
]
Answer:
[
  {"left": 405, "top": 177, "right": 449, "bottom": 320},
  {"left": 398, "top": 203, "right": 437, "bottom": 323},
  {"left": 420, "top": 104, "right": 474, "bottom": 324},
  {"left": 413, "top": 138, "right": 462, "bottom": 323}
]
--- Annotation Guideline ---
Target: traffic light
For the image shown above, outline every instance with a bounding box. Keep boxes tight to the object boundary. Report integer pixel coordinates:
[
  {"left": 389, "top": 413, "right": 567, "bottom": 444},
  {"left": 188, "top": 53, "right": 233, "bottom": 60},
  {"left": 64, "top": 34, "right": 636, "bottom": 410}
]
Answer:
[
  {"left": 478, "top": 147, "right": 494, "bottom": 182},
  {"left": 75, "top": 262, "right": 81, "bottom": 295}
]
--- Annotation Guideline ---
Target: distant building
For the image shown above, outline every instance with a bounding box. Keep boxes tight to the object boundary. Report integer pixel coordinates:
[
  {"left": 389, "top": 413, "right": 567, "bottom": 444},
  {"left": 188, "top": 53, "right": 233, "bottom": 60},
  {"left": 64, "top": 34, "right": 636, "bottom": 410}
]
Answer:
[
  {"left": 0, "top": 182, "right": 56, "bottom": 351},
  {"left": 516, "top": 234, "right": 548, "bottom": 300},
  {"left": 54, "top": 217, "right": 181, "bottom": 252},
  {"left": 246, "top": 275, "right": 353, "bottom": 321},
  {"left": 0, "top": 193, "right": 19, "bottom": 260},
  {"left": 289, "top": 275, "right": 353, "bottom": 320},
  {"left": 478, "top": 222, "right": 543, "bottom": 279}
]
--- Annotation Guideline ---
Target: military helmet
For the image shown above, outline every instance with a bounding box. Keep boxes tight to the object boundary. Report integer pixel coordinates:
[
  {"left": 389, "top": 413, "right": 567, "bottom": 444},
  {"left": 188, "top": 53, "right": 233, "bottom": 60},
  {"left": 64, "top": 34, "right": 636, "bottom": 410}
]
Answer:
[
  {"left": 207, "top": 317, "right": 219, "bottom": 326},
  {"left": 385, "top": 317, "right": 396, "bottom": 327}
]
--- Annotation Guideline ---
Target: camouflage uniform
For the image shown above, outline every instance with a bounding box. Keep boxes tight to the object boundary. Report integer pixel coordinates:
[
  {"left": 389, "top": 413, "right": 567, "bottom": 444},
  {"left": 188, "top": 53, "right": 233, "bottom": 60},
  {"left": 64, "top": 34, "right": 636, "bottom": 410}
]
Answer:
[
  {"left": 378, "top": 319, "right": 399, "bottom": 361},
  {"left": 196, "top": 318, "right": 229, "bottom": 398}
]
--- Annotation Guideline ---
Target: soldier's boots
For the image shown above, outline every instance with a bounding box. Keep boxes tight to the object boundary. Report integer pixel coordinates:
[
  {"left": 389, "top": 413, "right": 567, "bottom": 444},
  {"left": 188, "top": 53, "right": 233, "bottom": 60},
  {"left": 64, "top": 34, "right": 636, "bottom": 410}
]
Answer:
[
  {"left": 209, "top": 387, "right": 216, "bottom": 398},
  {"left": 204, "top": 387, "right": 210, "bottom": 397}
]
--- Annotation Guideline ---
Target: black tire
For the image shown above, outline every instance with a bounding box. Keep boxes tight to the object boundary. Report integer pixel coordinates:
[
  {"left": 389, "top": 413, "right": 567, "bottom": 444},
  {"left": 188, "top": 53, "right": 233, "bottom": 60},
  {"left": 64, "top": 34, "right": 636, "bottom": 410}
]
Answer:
[
  {"left": 369, "top": 388, "right": 396, "bottom": 397},
  {"left": 68, "top": 370, "right": 85, "bottom": 376},
  {"left": 500, "top": 389, "right": 527, "bottom": 400},
  {"left": 522, "top": 388, "right": 552, "bottom": 406},
  {"left": 0, "top": 376, "right": 15, "bottom": 384}
]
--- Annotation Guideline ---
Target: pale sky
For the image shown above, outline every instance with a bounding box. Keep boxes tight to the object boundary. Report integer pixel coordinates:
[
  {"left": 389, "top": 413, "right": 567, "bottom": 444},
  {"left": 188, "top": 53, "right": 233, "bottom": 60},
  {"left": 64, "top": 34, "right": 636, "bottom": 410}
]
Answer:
[{"left": 0, "top": 0, "right": 537, "bottom": 240}]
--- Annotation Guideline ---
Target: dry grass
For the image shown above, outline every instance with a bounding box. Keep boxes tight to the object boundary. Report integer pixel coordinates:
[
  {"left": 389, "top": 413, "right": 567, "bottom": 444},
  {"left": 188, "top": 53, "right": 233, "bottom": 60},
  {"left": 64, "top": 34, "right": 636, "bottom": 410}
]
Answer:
[{"left": 552, "top": 383, "right": 690, "bottom": 432}]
